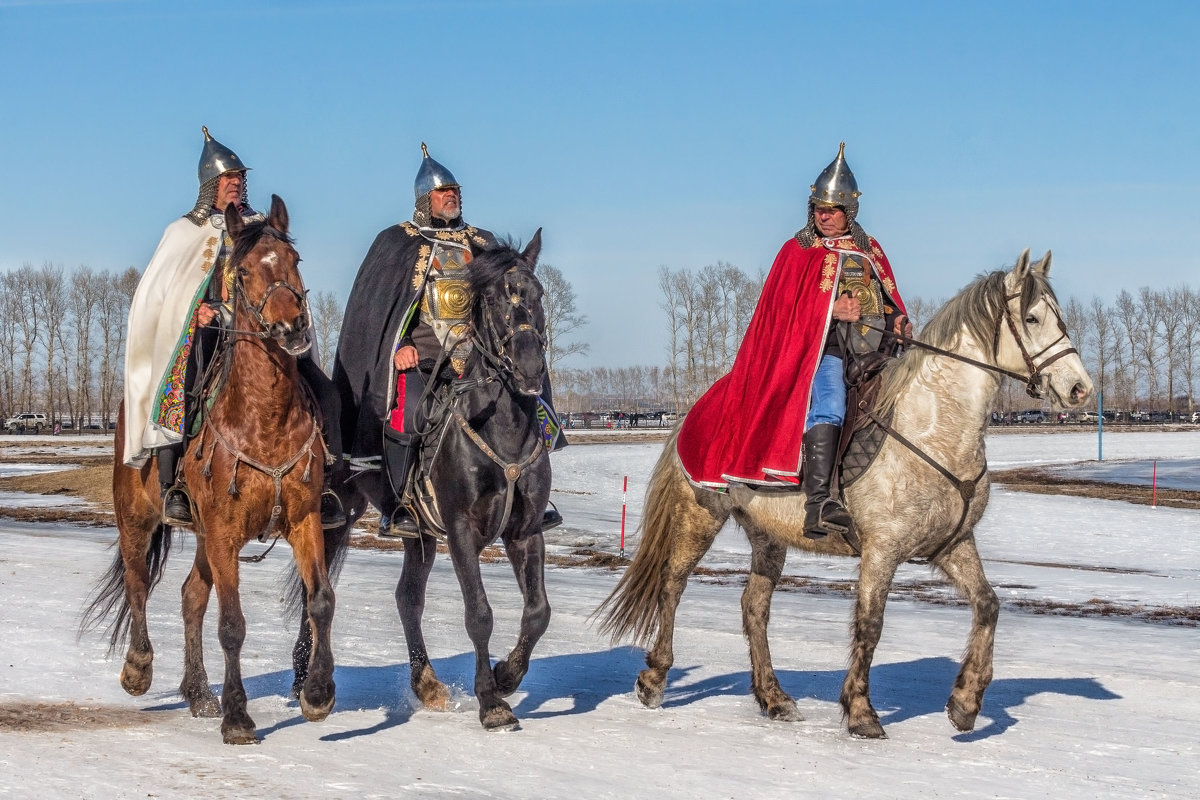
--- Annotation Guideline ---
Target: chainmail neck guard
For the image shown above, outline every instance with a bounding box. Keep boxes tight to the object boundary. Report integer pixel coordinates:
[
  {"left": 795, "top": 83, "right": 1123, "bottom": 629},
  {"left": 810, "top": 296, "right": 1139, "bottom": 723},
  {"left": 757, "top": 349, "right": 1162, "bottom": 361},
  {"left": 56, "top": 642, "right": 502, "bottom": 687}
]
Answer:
[
  {"left": 184, "top": 176, "right": 254, "bottom": 226},
  {"left": 795, "top": 202, "right": 872, "bottom": 252},
  {"left": 412, "top": 192, "right": 465, "bottom": 231}
]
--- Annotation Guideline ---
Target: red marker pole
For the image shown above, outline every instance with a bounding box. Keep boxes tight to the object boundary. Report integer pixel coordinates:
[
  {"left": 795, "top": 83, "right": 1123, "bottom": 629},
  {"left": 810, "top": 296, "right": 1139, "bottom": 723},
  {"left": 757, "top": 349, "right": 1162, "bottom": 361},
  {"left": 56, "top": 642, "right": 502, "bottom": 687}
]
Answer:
[
  {"left": 1151, "top": 460, "right": 1158, "bottom": 508},
  {"left": 619, "top": 475, "right": 628, "bottom": 557}
]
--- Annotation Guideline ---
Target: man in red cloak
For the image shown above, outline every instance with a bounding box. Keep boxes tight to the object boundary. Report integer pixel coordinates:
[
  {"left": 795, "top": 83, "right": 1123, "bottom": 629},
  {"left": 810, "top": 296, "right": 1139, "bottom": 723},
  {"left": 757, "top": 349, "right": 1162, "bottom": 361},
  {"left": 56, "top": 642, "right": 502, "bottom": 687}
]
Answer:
[{"left": 676, "top": 143, "right": 911, "bottom": 542}]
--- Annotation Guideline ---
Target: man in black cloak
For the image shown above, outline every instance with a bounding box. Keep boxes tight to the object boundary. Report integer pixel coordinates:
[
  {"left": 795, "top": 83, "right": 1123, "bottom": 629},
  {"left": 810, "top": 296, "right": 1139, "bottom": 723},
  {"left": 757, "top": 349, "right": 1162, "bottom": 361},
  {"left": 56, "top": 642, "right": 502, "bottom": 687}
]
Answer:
[{"left": 333, "top": 144, "right": 564, "bottom": 536}]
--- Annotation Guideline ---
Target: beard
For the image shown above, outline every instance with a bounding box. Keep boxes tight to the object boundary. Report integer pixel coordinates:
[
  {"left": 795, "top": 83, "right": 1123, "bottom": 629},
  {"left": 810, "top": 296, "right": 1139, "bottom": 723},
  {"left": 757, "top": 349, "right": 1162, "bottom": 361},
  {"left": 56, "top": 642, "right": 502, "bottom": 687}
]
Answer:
[{"left": 433, "top": 198, "right": 461, "bottom": 222}]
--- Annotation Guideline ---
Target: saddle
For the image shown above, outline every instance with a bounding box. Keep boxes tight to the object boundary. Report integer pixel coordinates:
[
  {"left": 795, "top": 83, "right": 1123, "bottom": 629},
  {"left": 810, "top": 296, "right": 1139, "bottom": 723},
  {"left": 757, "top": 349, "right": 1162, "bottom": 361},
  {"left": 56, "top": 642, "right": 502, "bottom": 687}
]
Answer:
[{"left": 837, "top": 350, "right": 894, "bottom": 490}]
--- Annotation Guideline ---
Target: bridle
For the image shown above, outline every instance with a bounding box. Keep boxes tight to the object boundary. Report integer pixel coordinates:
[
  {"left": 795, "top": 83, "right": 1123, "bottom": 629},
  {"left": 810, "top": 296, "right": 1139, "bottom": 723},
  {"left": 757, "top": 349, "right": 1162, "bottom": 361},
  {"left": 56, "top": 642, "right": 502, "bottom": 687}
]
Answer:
[
  {"left": 993, "top": 291, "right": 1076, "bottom": 399},
  {"left": 859, "top": 284, "right": 1077, "bottom": 400},
  {"left": 226, "top": 228, "right": 312, "bottom": 352},
  {"left": 471, "top": 265, "right": 547, "bottom": 394}
]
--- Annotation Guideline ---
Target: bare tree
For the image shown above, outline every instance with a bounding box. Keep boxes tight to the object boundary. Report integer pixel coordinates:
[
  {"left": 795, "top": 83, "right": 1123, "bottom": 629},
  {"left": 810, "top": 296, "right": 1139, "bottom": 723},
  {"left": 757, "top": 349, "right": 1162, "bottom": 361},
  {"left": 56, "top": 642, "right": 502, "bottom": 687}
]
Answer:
[
  {"left": 66, "top": 265, "right": 103, "bottom": 427},
  {"left": 539, "top": 264, "right": 589, "bottom": 387},
  {"left": 96, "top": 267, "right": 139, "bottom": 427},
  {"left": 1180, "top": 287, "right": 1200, "bottom": 415},
  {"left": 310, "top": 290, "right": 343, "bottom": 374}
]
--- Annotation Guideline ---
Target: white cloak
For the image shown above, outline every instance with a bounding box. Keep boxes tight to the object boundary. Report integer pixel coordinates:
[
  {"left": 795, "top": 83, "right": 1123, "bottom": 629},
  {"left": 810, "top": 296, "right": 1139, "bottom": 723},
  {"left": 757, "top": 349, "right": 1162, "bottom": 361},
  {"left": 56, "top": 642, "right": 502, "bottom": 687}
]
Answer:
[{"left": 122, "top": 214, "right": 227, "bottom": 467}]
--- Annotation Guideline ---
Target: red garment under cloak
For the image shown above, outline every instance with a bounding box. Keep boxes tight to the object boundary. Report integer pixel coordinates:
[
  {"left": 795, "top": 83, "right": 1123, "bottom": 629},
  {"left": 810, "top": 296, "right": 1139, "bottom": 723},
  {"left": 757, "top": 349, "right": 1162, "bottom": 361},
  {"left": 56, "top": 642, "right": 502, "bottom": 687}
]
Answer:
[{"left": 676, "top": 235, "right": 905, "bottom": 489}]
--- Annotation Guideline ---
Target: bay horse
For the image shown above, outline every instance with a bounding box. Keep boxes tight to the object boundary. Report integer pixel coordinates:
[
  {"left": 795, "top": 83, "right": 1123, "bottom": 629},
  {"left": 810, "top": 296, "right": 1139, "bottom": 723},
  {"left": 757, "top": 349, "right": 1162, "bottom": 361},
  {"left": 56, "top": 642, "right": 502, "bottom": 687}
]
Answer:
[
  {"left": 84, "top": 195, "right": 336, "bottom": 744},
  {"left": 292, "top": 232, "right": 552, "bottom": 730},
  {"left": 597, "top": 250, "right": 1093, "bottom": 738}
]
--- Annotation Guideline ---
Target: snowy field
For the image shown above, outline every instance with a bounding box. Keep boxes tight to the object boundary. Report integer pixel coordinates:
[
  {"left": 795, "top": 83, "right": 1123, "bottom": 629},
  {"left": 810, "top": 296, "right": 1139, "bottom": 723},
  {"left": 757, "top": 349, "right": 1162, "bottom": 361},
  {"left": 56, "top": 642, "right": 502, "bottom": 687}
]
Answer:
[{"left": 0, "top": 430, "right": 1198, "bottom": 799}]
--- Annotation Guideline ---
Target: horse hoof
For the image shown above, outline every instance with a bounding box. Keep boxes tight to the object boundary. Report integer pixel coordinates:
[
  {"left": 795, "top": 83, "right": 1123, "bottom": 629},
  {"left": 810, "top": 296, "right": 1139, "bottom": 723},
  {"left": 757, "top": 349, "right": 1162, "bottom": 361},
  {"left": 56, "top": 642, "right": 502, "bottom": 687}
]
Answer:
[
  {"left": 767, "top": 700, "right": 802, "bottom": 722},
  {"left": 946, "top": 699, "right": 978, "bottom": 732},
  {"left": 635, "top": 674, "right": 664, "bottom": 709},
  {"left": 300, "top": 686, "right": 336, "bottom": 722},
  {"left": 222, "top": 729, "right": 260, "bottom": 745},
  {"left": 414, "top": 678, "right": 451, "bottom": 711},
  {"left": 493, "top": 661, "right": 524, "bottom": 698},
  {"left": 847, "top": 720, "right": 888, "bottom": 739},
  {"left": 189, "top": 695, "right": 221, "bottom": 719},
  {"left": 221, "top": 723, "right": 259, "bottom": 745},
  {"left": 119, "top": 661, "right": 153, "bottom": 696},
  {"left": 480, "top": 706, "right": 519, "bottom": 731}
]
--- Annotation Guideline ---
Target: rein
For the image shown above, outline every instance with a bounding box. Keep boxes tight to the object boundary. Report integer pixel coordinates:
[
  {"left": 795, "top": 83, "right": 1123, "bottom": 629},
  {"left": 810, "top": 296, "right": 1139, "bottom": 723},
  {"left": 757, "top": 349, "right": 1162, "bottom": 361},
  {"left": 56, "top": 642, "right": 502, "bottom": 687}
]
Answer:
[
  {"left": 856, "top": 289, "right": 1076, "bottom": 400},
  {"left": 847, "top": 283, "right": 1076, "bottom": 562}
]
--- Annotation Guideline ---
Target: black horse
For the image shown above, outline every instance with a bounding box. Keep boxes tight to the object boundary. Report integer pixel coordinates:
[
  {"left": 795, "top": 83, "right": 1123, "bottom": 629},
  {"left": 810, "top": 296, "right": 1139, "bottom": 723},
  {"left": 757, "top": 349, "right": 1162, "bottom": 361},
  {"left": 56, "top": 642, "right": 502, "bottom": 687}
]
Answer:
[{"left": 292, "top": 232, "right": 553, "bottom": 730}]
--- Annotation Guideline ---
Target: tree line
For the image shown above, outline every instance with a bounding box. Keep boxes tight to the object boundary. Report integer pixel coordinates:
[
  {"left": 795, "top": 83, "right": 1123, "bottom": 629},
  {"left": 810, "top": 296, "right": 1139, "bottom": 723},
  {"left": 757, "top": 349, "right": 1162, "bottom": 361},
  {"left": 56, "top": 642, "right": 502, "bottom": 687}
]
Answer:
[{"left": 3, "top": 259, "right": 1197, "bottom": 429}]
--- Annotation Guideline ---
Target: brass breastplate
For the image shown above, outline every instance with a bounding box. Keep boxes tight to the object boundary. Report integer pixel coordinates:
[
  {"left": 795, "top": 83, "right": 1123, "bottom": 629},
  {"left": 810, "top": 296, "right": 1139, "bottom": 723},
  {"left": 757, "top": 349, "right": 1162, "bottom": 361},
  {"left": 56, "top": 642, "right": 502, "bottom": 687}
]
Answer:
[
  {"left": 837, "top": 253, "right": 885, "bottom": 354},
  {"left": 420, "top": 241, "right": 474, "bottom": 372}
]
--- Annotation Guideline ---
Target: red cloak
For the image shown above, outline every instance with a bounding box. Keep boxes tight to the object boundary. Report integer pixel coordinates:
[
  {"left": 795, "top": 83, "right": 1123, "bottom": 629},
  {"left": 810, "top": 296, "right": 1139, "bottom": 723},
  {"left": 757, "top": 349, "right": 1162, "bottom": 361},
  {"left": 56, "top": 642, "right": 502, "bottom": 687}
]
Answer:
[{"left": 676, "top": 234, "right": 904, "bottom": 489}]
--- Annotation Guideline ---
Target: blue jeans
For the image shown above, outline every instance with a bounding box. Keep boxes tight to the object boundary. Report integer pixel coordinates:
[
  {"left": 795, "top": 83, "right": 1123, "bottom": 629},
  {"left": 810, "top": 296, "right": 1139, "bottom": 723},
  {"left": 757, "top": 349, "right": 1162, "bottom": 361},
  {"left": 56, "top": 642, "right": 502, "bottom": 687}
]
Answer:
[{"left": 805, "top": 355, "right": 845, "bottom": 431}]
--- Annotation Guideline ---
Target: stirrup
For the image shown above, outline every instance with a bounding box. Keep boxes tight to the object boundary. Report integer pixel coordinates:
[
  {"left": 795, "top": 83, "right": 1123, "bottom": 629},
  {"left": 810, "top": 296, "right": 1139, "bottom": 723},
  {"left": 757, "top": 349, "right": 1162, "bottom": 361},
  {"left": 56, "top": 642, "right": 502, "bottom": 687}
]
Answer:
[
  {"left": 803, "top": 499, "right": 851, "bottom": 540},
  {"left": 162, "top": 485, "right": 193, "bottom": 527},
  {"left": 542, "top": 503, "right": 564, "bottom": 531},
  {"left": 378, "top": 508, "right": 420, "bottom": 539},
  {"left": 320, "top": 490, "right": 347, "bottom": 530}
]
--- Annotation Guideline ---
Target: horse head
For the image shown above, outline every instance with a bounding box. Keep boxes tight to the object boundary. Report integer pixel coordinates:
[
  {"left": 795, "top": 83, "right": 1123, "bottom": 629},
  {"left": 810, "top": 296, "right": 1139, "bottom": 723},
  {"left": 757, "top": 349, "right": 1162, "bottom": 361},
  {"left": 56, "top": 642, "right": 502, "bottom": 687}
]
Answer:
[
  {"left": 225, "top": 195, "right": 312, "bottom": 356},
  {"left": 469, "top": 230, "right": 548, "bottom": 396},
  {"left": 997, "top": 249, "right": 1093, "bottom": 407}
]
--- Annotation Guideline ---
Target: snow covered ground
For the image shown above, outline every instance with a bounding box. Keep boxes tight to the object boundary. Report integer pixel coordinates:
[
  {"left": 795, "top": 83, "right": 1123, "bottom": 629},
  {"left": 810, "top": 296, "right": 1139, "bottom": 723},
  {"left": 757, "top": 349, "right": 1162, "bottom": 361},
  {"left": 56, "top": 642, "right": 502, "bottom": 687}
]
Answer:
[{"left": 0, "top": 430, "right": 1197, "bottom": 799}]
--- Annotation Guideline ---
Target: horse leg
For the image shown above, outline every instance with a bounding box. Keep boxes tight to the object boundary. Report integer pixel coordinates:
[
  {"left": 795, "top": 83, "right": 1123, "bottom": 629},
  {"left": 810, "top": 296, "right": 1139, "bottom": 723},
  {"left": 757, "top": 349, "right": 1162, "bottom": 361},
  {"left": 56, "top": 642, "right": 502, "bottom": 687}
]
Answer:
[
  {"left": 840, "top": 547, "right": 900, "bottom": 739},
  {"left": 397, "top": 534, "right": 451, "bottom": 710},
  {"left": 637, "top": 509, "right": 726, "bottom": 709},
  {"left": 113, "top": 465, "right": 161, "bottom": 698},
  {"left": 446, "top": 534, "right": 515, "bottom": 731},
  {"left": 179, "top": 542, "right": 220, "bottom": 717},
  {"left": 206, "top": 539, "right": 257, "bottom": 744},
  {"left": 290, "top": 516, "right": 337, "bottom": 723},
  {"left": 292, "top": 492, "right": 357, "bottom": 697},
  {"left": 493, "top": 531, "right": 551, "bottom": 697},
  {"left": 739, "top": 521, "right": 799, "bottom": 721},
  {"left": 936, "top": 538, "right": 998, "bottom": 732}
]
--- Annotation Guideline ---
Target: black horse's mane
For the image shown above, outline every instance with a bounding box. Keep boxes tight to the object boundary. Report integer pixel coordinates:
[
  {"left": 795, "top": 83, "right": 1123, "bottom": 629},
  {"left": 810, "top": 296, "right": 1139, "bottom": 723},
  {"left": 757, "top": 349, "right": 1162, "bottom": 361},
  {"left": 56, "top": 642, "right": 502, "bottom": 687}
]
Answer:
[{"left": 467, "top": 238, "right": 531, "bottom": 300}]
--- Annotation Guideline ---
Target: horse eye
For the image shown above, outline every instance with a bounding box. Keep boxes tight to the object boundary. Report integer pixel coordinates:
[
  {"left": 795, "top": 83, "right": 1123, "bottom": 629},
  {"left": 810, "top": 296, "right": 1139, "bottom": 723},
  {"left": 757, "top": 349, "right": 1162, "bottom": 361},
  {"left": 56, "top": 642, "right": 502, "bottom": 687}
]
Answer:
[{"left": 1025, "top": 315, "right": 1038, "bottom": 325}]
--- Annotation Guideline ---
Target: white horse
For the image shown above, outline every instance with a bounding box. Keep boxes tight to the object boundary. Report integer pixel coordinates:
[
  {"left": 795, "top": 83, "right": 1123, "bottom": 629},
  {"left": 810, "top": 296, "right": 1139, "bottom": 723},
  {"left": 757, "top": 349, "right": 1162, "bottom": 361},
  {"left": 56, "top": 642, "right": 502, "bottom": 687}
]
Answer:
[{"left": 597, "top": 249, "right": 1093, "bottom": 738}]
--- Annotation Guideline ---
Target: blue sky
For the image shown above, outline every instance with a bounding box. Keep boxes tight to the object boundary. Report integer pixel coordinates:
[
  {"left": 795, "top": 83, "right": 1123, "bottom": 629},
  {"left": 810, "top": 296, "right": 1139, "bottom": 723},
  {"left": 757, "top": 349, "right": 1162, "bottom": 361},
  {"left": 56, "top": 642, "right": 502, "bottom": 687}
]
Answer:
[{"left": 2, "top": 0, "right": 1197, "bottom": 367}]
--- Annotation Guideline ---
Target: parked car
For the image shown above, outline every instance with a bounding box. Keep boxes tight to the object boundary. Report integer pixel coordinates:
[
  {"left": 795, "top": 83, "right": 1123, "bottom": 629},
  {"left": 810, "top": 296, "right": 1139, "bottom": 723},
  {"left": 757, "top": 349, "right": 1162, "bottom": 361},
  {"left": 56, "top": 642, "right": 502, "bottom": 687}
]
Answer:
[
  {"left": 1079, "top": 411, "right": 1099, "bottom": 423},
  {"left": 4, "top": 412, "right": 48, "bottom": 432},
  {"left": 1017, "top": 410, "right": 1046, "bottom": 423},
  {"left": 1192, "top": 411, "right": 1200, "bottom": 424}
]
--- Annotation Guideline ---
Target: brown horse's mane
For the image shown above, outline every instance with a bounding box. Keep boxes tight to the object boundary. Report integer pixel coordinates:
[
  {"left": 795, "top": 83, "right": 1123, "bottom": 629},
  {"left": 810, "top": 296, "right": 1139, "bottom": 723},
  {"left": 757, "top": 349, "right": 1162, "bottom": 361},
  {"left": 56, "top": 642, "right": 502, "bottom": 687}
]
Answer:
[
  {"left": 230, "top": 217, "right": 294, "bottom": 269},
  {"left": 876, "top": 266, "right": 1057, "bottom": 417}
]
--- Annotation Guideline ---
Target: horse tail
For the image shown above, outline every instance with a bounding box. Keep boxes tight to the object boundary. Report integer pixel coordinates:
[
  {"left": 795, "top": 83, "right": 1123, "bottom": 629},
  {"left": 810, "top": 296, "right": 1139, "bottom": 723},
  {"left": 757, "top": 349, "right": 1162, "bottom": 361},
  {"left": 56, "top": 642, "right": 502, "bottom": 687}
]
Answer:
[
  {"left": 595, "top": 426, "right": 717, "bottom": 647},
  {"left": 78, "top": 523, "right": 173, "bottom": 656}
]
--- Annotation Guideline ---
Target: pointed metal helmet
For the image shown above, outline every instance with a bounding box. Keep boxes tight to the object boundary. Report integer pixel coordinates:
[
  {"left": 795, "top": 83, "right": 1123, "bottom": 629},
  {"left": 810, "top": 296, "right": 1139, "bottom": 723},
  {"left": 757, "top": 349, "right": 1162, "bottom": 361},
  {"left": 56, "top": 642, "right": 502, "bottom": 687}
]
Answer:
[
  {"left": 809, "top": 141, "right": 861, "bottom": 208},
  {"left": 413, "top": 142, "right": 460, "bottom": 200},
  {"left": 197, "top": 126, "right": 251, "bottom": 185}
]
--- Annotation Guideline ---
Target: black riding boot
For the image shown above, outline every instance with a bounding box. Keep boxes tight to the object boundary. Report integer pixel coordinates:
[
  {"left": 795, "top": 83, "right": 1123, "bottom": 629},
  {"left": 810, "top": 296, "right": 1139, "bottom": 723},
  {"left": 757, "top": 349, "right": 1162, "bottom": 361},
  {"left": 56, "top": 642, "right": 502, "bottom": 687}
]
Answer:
[
  {"left": 381, "top": 432, "right": 419, "bottom": 538},
  {"left": 802, "top": 423, "right": 853, "bottom": 542},
  {"left": 157, "top": 443, "right": 193, "bottom": 526}
]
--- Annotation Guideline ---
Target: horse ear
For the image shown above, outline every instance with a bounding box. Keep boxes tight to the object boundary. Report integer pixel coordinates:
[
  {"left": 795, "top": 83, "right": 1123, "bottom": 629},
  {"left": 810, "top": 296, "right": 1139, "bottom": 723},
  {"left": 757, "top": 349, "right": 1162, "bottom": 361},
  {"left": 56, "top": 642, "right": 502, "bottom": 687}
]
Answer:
[
  {"left": 1007, "top": 247, "right": 1032, "bottom": 289},
  {"left": 1035, "top": 250, "right": 1053, "bottom": 277},
  {"left": 225, "top": 202, "right": 244, "bottom": 238},
  {"left": 268, "top": 194, "right": 289, "bottom": 235},
  {"left": 522, "top": 228, "right": 543, "bottom": 269}
]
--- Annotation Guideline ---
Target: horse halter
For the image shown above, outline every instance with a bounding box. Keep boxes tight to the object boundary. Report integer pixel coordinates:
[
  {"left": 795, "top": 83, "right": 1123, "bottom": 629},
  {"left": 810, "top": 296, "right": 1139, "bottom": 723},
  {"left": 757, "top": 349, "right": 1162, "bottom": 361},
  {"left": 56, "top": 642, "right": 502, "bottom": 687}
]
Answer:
[
  {"left": 474, "top": 265, "right": 547, "bottom": 392},
  {"left": 993, "top": 290, "right": 1077, "bottom": 399}
]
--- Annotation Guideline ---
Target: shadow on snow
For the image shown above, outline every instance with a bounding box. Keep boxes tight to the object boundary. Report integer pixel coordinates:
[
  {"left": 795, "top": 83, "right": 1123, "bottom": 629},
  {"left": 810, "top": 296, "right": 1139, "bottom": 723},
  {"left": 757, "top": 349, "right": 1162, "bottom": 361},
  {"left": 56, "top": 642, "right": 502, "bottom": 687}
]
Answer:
[{"left": 140, "top": 650, "right": 1119, "bottom": 742}]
